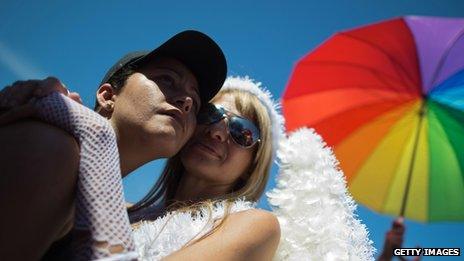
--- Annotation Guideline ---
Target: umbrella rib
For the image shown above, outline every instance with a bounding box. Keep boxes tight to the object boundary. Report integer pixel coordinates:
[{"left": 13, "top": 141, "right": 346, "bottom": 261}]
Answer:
[
  {"left": 429, "top": 28, "right": 464, "bottom": 89},
  {"left": 338, "top": 32, "right": 419, "bottom": 91},
  {"left": 299, "top": 60, "right": 420, "bottom": 95}
]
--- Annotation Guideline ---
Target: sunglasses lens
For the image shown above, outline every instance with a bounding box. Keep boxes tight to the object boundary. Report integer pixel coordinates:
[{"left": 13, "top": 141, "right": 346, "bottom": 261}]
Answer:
[
  {"left": 198, "top": 103, "right": 260, "bottom": 148},
  {"left": 197, "top": 104, "right": 224, "bottom": 124},
  {"left": 229, "top": 117, "right": 260, "bottom": 147}
]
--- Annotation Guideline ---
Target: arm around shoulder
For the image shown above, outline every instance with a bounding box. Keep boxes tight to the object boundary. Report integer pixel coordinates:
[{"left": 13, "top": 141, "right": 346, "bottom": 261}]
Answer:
[{"left": 0, "top": 120, "right": 79, "bottom": 260}]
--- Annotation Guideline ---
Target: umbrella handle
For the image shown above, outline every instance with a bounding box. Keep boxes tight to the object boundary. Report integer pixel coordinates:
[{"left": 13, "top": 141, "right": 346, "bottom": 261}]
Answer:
[{"left": 400, "top": 101, "right": 426, "bottom": 217}]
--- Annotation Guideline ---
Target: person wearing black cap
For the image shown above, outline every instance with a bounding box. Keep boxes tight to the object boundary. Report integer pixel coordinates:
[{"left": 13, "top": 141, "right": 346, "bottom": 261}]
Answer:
[
  {"left": 93, "top": 29, "right": 226, "bottom": 174},
  {"left": 0, "top": 30, "right": 226, "bottom": 260}
]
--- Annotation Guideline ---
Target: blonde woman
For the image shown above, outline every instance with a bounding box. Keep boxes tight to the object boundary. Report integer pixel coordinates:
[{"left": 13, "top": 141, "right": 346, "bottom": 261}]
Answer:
[
  {"left": 130, "top": 76, "right": 285, "bottom": 260},
  {"left": 129, "top": 76, "right": 375, "bottom": 261}
]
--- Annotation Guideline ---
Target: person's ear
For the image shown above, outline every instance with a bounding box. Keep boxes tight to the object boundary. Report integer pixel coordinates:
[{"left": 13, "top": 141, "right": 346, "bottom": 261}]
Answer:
[{"left": 96, "top": 83, "right": 117, "bottom": 117}]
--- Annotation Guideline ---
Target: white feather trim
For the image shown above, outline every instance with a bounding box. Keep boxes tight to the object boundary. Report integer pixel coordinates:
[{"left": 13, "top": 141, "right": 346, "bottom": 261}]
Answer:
[
  {"left": 221, "top": 76, "right": 285, "bottom": 159},
  {"left": 267, "top": 128, "right": 375, "bottom": 260},
  {"left": 133, "top": 200, "right": 254, "bottom": 260}
]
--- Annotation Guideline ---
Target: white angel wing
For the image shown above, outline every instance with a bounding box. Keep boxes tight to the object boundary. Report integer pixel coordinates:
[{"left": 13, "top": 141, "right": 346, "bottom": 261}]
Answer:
[{"left": 267, "top": 128, "right": 375, "bottom": 261}]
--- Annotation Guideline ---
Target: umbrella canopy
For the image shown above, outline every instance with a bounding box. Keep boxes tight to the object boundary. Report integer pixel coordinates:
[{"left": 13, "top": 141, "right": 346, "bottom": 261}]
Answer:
[{"left": 283, "top": 16, "right": 464, "bottom": 222}]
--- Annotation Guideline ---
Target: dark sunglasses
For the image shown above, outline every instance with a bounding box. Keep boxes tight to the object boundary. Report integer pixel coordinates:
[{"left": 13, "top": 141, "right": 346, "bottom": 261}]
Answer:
[{"left": 197, "top": 103, "right": 261, "bottom": 148}]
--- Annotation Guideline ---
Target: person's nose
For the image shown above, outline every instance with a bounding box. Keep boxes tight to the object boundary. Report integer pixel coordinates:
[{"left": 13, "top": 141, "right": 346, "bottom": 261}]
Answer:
[
  {"left": 174, "top": 96, "right": 193, "bottom": 114},
  {"left": 208, "top": 118, "right": 229, "bottom": 143}
]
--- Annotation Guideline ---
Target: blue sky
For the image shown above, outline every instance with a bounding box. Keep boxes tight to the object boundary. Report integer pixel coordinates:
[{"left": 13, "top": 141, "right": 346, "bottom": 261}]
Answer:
[{"left": 1, "top": 0, "right": 463, "bottom": 259}]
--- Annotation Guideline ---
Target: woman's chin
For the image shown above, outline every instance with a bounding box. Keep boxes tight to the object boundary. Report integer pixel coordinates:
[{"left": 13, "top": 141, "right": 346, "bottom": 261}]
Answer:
[{"left": 181, "top": 149, "right": 219, "bottom": 172}]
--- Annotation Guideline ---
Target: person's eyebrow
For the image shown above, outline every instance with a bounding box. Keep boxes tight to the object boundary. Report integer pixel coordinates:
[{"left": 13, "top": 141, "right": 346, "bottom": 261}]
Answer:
[
  {"left": 156, "top": 67, "right": 181, "bottom": 78},
  {"left": 157, "top": 67, "right": 201, "bottom": 112}
]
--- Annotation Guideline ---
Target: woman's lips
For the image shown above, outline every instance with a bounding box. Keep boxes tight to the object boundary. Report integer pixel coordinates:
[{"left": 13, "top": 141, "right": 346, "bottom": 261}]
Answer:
[{"left": 196, "top": 142, "right": 222, "bottom": 159}]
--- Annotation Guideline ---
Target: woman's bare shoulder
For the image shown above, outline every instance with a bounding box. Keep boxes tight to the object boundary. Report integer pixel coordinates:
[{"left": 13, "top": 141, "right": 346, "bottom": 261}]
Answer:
[
  {"left": 217, "top": 208, "right": 280, "bottom": 260},
  {"left": 227, "top": 208, "right": 281, "bottom": 241},
  {"left": 165, "top": 208, "right": 280, "bottom": 261},
  {"left": 228, "top": 209, "right": 280, "bottom": 229}
]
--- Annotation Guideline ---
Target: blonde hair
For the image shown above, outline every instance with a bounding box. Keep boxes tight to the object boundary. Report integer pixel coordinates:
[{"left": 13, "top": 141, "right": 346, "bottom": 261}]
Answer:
[{"left": 128, "top": 88, "right": 273, "bottom": 244}]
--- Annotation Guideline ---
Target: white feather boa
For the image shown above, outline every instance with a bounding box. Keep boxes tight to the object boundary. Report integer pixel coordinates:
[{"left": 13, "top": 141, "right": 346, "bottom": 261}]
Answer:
[
  {"left": 133, "top": 200, "right": 255, "bottom": 260},
  {"left": 267, "top": 128, "right": 375, "bottom": 260}
]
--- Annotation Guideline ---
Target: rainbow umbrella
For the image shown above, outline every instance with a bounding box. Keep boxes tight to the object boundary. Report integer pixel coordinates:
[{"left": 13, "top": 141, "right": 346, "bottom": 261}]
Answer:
[{"left": 283, "top": 16, "right": 464, "bottom": 222}]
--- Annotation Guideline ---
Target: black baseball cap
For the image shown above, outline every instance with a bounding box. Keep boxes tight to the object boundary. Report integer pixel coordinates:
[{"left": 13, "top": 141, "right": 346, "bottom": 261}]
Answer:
[{"left": 100, "top": 30, "right": 227, "bottom": 104}]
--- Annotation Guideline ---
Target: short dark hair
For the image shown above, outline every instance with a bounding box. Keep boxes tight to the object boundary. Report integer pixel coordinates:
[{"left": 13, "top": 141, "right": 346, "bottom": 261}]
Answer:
[{"left": 94, "top": 65, "right": 136, "bottom": 110}]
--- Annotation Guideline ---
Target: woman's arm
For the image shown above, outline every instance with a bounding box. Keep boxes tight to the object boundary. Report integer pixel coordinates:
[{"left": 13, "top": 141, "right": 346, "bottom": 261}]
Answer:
[{"left": 164, "top": 209, "right": 281, "bottom": 261}]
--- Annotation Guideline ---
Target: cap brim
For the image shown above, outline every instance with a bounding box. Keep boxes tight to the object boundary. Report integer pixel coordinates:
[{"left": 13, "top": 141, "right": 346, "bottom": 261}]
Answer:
[{"left": 134, "top": 30, "right": 227, "bottom": 104}]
